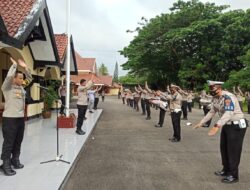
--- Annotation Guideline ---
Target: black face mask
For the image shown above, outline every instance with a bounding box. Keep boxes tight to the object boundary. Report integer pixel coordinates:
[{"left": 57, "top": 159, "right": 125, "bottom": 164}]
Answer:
[{"left": 209, "top": 90, "right": 219, "bottom": 96}]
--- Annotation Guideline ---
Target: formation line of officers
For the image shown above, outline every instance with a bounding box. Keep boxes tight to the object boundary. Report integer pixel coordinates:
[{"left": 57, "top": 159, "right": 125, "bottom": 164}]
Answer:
[{"left": 120, "top": 80, "right": 248, "bottom": 184}]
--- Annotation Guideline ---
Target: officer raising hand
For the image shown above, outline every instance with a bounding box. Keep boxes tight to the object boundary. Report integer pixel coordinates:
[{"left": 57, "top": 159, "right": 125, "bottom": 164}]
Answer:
[{"left": 194, "top": 81, "right": 248, "bottom": 184}]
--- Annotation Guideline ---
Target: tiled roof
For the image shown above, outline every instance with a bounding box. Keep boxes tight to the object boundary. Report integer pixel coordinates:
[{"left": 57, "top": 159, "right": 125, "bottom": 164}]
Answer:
[
  {"left": 113, "top": 82, "right": 121, "bottom": 88},
  {"left": 75, "top": 52, "right": 96, "bottom": 72},
  {"left": 0, "top": 0, "right": 35, "bottom": 37},
  {"left": 54, "top": 34, "right": 68, "bottom": 63},
  {"left": 98, "top": 75, "right": 113, "bottom": 86},
  {"left": 71, "top": 73, "right": 101, "bottom": 85}
]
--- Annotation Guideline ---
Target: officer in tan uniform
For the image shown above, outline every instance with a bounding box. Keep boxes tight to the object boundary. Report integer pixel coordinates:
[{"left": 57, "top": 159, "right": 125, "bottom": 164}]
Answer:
[
  {"left": 159, "top": 85, "right": 182, "bottom": 142},
  {"left": 138, "top": 85, "right": 146, "bottom": 115},
  {"left": 194, "top": 81, "right": 248, "bottom": 183},
  {"left": 139, "top": 82, "right": 152, "bottom": 120}
]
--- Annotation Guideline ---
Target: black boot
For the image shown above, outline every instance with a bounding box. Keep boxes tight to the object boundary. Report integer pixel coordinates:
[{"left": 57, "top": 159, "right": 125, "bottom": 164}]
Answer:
[
  {"left": 76, "top": 129, "right": 86, "bottom": 135},
  {"left": 0, "top": 159, "right": 16, "bottom": 176},
  {"left": 11, "top": 158, "right": 24, "bottom": 169}
]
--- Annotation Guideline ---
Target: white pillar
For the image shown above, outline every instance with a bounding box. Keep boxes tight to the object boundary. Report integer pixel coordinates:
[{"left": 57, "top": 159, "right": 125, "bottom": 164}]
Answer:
[{"left": 66, "top": 0, "right": 71, "bottom": 116}]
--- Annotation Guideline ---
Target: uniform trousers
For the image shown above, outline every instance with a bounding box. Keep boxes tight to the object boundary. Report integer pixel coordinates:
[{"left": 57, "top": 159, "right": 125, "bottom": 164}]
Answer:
[
  {"left": 60, "top": 96, "right": 66, "bottom": 114},
  {"left": 145, "top": 99, "right": 151, "bottom": 117},
  {"left": 203, "top": 106, "right": 212, "bottom": 127},
  {"left": 141, "top": 99, "right": 146, "bottom": 114},
  {"left": 187, "top": 102, "right": 192, "bottom": 112},
  {"left": 220, "top": 124, "right": 247, "bottom": 178},
  {"left": 181, "top": 101, "right": 188, "bottom": 119},
  {"left": 88, "top": 100, "right": 94, "bottom": 111},
  {"left": 1, "top": 117, "right": 25, "bottom": 161},
  {"left": 76, "top": 105, "right": 88, "bottom": 130},
  {"left": 134, "top": 97, "right": 140, "bottom": 111},
  {"left": 158, "top": 108, "right": 166, "bottom": 126},
  {"left": 122, "top": 97, "right": 125, "bottom": 104},
  {"left": 94, "top": 97, "right": 99, "bottom": 109},
  {"left": 171, "top": 111, "right": 182, "bottom": 140}
]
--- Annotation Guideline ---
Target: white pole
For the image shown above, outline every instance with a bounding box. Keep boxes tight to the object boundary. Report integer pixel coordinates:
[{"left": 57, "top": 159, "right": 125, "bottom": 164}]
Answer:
[{"left": 66, "top": 0, "right": 71, "bottom": 116}]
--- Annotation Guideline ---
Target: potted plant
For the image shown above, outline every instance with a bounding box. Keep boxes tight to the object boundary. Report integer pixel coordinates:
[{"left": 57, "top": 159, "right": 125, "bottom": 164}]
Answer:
[{"left": 41, "top": 82, "right": 59, "bottom": 119}]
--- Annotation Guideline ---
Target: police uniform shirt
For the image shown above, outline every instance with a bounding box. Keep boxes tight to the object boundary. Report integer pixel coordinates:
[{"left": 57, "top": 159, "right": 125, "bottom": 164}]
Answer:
[
  {"left": 181, "top": 92, "right": 188, "bottom": 101},
  {"left": 140, "top": 92, "right": 145, "bottom": 99},
  {"left": 200, "top": 91, "right": 244, "bottom": 126},
  {"left": 187, "top": 93, "right": 193, "bottom": 103},
  {"left": 1, "top": 63, "right": 32, "bottom": 118},
  {"left": 167, "top": 92, "right": 182, "bottom": 111}
]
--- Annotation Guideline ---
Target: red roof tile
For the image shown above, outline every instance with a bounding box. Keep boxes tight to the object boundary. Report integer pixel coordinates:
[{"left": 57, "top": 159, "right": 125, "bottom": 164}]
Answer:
[
  {"left": 75, "top": 52, "right": 96, "bottom": 72},
  {"left": 0, "top": 0, "right": 35, "bottom": 37},
  {"left": 54, "top": 34, "right": 68, "bottom": 63},
  {"left": 71, "top": 73, "right": 101, "bottom": 85},
  {"left": 98, "top": 75, "right": 113, "bottom": 86}
]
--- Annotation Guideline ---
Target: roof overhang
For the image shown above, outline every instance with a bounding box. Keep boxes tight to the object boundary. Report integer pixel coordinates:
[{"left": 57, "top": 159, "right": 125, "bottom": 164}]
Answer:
[
  {"left": 0, "top": 0, "right": 46, "bottom": 49},
  {"left": 0, "top": 0, "right": 60, "bottom": 69},
  {"left": 61, "top": 36, "right": 78, "bottom": 75},
  {"left": 30, "top": 5, "right": 60, "bottom": 69}
]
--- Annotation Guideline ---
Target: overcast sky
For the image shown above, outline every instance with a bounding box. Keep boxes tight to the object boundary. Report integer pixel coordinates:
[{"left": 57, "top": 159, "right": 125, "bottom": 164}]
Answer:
[{"left": 47, "top": 0, "right": 250, "bottom": 76}]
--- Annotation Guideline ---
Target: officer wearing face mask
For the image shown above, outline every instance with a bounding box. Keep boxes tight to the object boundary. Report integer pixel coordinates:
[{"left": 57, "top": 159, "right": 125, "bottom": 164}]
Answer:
[{"left": 194, "top": 81, "right": 248, "bottom": 184}]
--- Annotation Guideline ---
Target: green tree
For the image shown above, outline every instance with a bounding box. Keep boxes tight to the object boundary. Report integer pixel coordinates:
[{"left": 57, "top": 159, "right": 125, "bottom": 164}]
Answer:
[
  {"left": 119, "top": 74, "right": 146, "bottom": 85},
  {"left": 120, "top": 0, "right": 250, "bottom": 90},
  {"left": 113, "top": 62, "right": 119, "bottom": 83},
  {"left": 98, "top": 63, "right": 109, "bottom": 76}
]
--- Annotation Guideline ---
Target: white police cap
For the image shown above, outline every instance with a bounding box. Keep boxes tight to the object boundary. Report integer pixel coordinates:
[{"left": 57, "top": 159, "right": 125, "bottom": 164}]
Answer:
[{"left": 207, "top": 80, "right": 224, "bottom": 86}]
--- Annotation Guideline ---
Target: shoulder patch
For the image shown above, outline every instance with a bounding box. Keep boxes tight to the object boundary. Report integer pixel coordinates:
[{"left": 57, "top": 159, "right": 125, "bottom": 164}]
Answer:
[{"left": 224, "top": 95, "right": 234, "bottom": 111}]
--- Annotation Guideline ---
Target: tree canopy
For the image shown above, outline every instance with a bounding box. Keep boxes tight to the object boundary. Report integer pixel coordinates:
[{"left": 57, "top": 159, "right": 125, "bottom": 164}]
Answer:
[
  {"left": 120, "top": 0, "right": 250, "bottom": 90},
  {"left": 98, "top": 63, "right": 109, "bottom": 76}
]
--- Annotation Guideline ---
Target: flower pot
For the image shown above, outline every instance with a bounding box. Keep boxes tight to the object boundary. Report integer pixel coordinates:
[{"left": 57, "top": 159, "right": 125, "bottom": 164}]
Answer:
[{"left": 42, "top": 111, "right": 52, "bottom": 119}]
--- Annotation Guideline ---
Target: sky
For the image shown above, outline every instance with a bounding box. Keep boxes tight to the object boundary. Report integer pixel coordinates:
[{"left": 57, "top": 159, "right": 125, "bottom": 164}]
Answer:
[{"left": 47, "top": 0, "right": 250, "bottom": 76}]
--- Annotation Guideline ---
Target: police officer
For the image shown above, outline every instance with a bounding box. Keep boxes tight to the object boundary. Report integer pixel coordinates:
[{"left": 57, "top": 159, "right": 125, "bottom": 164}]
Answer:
[
  {"left": 0, "top": 57, "right": 32, "bottom": 176},
  {"left": 58, "top": 81, "right": 66, "bottom": 115},
  {"left": 178, "top": 87, "right": 188, "bottom": 120},
  {"left": 194, "top": 81, "right": 248, "bottom": 183},
  {"left": 139, "top": 82, "right": 152, "bottom": 120},
  {"left": 165, "top": 85, "right": 182, "bottom": 142},
  {"left": 199, "top": 91, "right": 213, "bottom": 127},
  {"left": 76, "top": 77, "right": 93, "bottom": 135},
  {"left": 152, "top": 90, "right": 168, "bottom": 128},
  {"left": 138, "top": 85, "right": 146, "bottom": 115}
]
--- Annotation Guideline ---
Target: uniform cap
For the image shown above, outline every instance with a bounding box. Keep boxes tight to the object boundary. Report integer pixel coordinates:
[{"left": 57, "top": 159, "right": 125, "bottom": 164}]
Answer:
[
  {"left": 207, "top": 80, "right": 224, "bottom": 86},
  {"left": 170, "top": 84, "right": 179, "bottom": 89}
]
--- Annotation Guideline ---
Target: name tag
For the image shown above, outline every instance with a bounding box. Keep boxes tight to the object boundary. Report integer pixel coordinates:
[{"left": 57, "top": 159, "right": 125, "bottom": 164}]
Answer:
[{"left": 239, "top": 119, "right": 247, "bottom": 129}]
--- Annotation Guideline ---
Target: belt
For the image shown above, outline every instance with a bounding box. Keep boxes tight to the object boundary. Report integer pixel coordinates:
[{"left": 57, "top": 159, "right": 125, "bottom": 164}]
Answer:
[
  {"left": 226, "top": 121, "right": 239, "bottom": 125},
  {"left": 171, "top": 109, "right": 181, "bottom": 113}
]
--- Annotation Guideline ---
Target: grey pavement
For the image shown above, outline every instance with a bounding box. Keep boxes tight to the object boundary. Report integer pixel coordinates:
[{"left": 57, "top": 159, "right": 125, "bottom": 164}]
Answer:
[{"left": 64, "top": 96, "right": 250, "bottom": 190}]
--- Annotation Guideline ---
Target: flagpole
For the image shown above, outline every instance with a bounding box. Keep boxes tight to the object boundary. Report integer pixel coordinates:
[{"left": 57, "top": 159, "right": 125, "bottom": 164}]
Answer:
[{"left": 66, "top": 0, "right": 71, "bottom": 116}]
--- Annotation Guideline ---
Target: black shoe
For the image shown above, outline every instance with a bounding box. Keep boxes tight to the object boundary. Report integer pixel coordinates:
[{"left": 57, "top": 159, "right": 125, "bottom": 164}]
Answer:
[
  {"left": 182, "top": 118, "right": 188, "bottom": 120},
  {"left": 0, "top": 160, "right": 16, "bottom": 176},
  {"left": 214, "top": 170, "right": 227, "bottom": 177},
  {"left": 11, "top": 158, "right": 24, "bottom": 169},
  {"left": 169, "top": 137, "right": 175, "bottom": 141},
  {"left": 155, "top": 124, "right": 162, "bottom": 128},
  {"left": 76, "top": 129, "right": 86, "bottom": 135},
  {"left": 146, "top": 116, "right": 151, "bottom": 120},
  {"left": 89, "top": 111, "right": 94, "bottom": 113},
  {"left": 221, "top": 175, "right": 238, "bottom": 183},
  {"left": 83, "top": 117, "right": 87, "bottom": 120},
  {"left": 171, "top": 138, "right": 180, "bottom": 142},
  {"left": 142, "top": 113, "right": 146, "bottom": 115}
]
